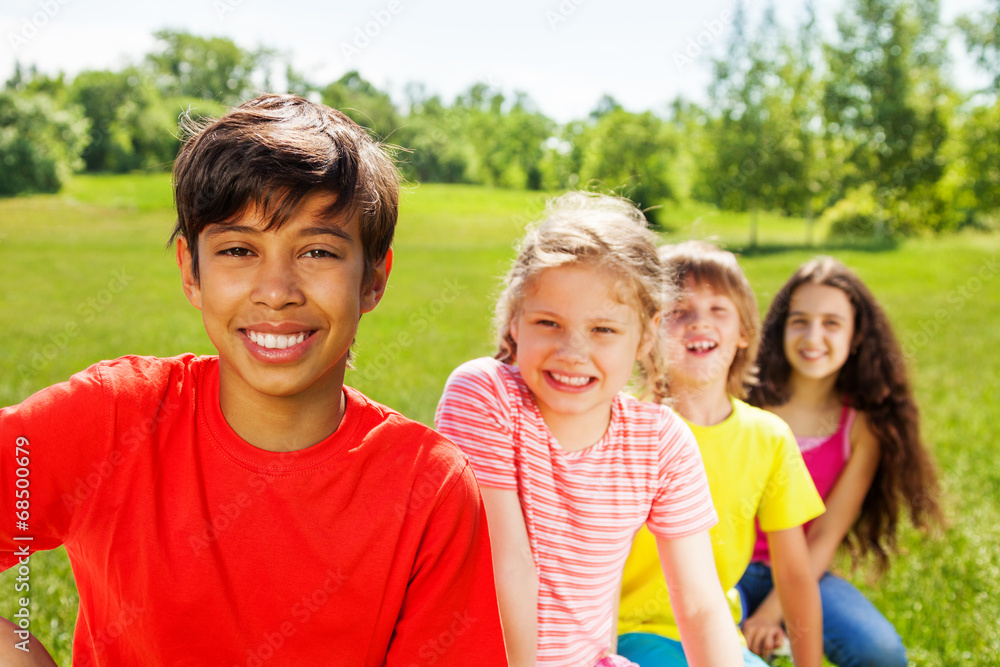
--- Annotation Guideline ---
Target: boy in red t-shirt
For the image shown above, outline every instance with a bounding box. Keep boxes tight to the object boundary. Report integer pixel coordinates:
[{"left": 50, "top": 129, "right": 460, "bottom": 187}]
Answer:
[{"left": 0, "top": 94, "right": 507, "bottom": 666}]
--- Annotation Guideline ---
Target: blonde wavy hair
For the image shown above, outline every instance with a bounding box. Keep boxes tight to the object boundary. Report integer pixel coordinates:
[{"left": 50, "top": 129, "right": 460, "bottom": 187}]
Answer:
[{"left": 493, "top": 191, "right": 670, "bottom": 399}]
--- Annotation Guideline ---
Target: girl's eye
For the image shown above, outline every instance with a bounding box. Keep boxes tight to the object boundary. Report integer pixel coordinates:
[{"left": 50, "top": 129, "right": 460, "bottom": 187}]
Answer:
[
  {"left": 535, "top": 319, "right": 558, "bottom": 328},
  {"left": 824, "top": 320, "right": 840, "bottom": 328},
  {"left": 218, "top": 247, "right": 253, "bottom": 257},
  {"left": 593, "top": 326, "right": 616, "bottom": 334}
]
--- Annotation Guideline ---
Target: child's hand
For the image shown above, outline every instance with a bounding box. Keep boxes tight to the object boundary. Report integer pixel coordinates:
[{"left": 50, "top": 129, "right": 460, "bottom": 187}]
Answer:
[{"left": 742, "top": 607, "right": 788, "bottom": 659}]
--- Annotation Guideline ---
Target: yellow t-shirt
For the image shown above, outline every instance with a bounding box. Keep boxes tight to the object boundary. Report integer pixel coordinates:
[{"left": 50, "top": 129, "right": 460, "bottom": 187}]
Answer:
[{"left": 618, "top": 397, "right": 825, "bottom": 640}]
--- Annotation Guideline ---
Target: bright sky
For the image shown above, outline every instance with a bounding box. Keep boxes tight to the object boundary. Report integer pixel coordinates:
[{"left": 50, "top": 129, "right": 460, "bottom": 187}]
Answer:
[{"left": 0, "top": 0, "right": 993, "bottom": 122}]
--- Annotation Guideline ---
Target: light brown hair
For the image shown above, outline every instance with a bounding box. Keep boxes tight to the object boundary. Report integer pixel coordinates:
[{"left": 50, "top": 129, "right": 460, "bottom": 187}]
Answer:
[
  {"left": 494, "top": 191, "right": 668, "bottom": 399},
  {"left": 659, "top": 240, "right": 760, "bottom": 400}
]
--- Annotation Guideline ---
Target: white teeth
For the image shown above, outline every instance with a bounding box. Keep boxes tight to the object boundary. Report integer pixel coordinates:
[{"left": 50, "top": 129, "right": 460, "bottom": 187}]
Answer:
[
  {"left": 247, "top": 330, "right": 308, "bottom": 350},
  {"left": 801, "top": 349, "right": 824, "bottom": 360},
  {"left": 550, "top": 372, "right": 591, "bottom": 387},
  {"left": 686, "top": 340, "right": 717, "bottom": 352}
]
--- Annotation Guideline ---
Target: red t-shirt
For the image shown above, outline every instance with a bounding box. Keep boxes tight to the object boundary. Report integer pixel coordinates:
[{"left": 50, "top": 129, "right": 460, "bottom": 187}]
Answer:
[{"left": 1, "top": 355, "right": 507, "bottom": 666}]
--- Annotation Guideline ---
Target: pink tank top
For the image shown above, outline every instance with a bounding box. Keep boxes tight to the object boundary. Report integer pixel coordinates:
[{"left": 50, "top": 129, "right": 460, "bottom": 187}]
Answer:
[{"left": 751, "top": 405, "right": 856, "bottom": 564}]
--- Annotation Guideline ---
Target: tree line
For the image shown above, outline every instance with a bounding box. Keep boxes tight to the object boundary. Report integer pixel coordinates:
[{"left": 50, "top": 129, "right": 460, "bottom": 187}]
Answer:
[{"left": 2, "top": 0, "right": 999, "bottom": 236}]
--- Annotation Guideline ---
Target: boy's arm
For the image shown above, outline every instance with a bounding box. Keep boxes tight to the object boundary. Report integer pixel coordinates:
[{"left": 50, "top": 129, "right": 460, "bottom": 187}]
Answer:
[
  {"left": 384, "top": 466, "right": 508, "bottom": 666},
  {"left": 655, "top": 532, "right": 742, "bottom": 667},
  {"left": 0, "top": 618, "right": 58, "bottom": 666},
  {"left": 743, "top": 527, "right": 822, "bottom": 666},
  {"left": 480, "top": 486, "right": 537, "bottom": 667}
]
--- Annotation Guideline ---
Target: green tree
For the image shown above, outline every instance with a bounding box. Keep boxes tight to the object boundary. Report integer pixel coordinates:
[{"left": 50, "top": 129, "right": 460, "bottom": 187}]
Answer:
[
  {"left": 320, "top": 71, "right": 402, "bottom": 141},
  {"left": 395, "top": 93, "right": 467, "bottom": 183},
  {"left": 0, "top": 90, "right": 89, "bottom": 195},
  {"left": 700, "top": 4, "right": 824, "bottom": 226},
  {"left": 453, "top": 84, "right": 553, "bottom": 189},
  {"left": 822, "top": 0, "right": 951, "bottom": 234},
  {"left": 958, "top": 0, "right": 1000, "bottom": 92},
  {"left": 577, "top": 108, "right": 677, "bottom": 223},
  {"left": 147, "top": 29, "right": 263, "bottom": 104}
]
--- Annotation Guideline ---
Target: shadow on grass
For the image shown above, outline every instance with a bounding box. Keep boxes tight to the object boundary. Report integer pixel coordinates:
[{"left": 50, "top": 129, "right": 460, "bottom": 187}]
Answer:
[{"left": 727, "top": 236, "right": 900, "bottom": 257}]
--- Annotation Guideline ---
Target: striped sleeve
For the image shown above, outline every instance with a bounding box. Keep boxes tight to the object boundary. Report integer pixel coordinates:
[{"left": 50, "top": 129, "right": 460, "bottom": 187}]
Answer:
[
  {"left": 646, "top": 413, "right": 718, "bottom": 539},
  {"left": 435, "top": 359, "right": 518, "bottom": 491}
]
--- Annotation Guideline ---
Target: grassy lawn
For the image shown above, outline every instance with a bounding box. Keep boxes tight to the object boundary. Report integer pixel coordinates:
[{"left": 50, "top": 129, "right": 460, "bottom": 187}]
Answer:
[{"left": 1, "top": 174, "right": 998, "bottom": 665}]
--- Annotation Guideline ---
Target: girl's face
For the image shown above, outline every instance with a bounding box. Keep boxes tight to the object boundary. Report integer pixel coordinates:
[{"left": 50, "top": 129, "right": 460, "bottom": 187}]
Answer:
[
  {"left": 783, "top": 282, "right": 856, "bottom": 382},
  {"left": 511, "top": 264, "right": 655, "bottom": 443},
  {"left": 662, "top": 277, "right": 748, "bottom": 392}
]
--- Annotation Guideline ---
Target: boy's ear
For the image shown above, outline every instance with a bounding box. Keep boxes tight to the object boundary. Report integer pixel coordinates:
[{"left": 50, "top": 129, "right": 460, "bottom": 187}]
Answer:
[
  {"left": 636, "top": 311, "right": 662, "bottom": 360},
  {"left": 360, "top": 247, "right": 392, "bottom": 314},
  {"left": 176, "top": 237, "right": 202, "bottom": 311}
]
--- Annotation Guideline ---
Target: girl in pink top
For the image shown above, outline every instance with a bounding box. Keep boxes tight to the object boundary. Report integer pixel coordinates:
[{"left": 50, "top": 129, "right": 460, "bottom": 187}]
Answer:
[
  {"left": 436, "top": 192, "right": 742, "bottom": 667},
  {"left": 738, "top": 257, "right": 943, "bottom": 666}
]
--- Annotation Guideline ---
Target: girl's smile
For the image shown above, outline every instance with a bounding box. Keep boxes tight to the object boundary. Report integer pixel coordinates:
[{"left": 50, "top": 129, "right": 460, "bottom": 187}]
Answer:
[
  {"left": 784, "top": 283, "right": 856, "bottom": 382},
  {"left": 510, "top": 264, "right": 655, "bottom": 451}
]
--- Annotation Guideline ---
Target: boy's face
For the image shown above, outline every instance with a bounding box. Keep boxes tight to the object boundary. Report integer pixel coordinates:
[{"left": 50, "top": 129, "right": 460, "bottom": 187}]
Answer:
[
  {"left": 177, "top": 191, "right": 390, "bottom": 404},
  {"left": 662, "top": 277, "right": 747, "bottom": 393}
]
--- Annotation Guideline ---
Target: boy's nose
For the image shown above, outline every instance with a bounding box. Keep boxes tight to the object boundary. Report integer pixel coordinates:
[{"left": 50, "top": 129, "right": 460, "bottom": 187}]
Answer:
[{"left": 251, "top": 258, "right": 305, "bottom": 309}]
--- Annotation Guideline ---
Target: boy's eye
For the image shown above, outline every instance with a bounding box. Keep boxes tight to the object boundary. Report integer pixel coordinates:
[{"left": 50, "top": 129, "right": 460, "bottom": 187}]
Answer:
[
  {"left": 302, "top": 248, "right": 339, "bottom": 259},
  {"left": 535, "top": 319, "right": 558, "bottom": 328},
  {"left": 593, "top": 326, "right": 617, "bottom": 334},
  {"left": 218, "top": 247, "right": 254, "bottom": 257}
]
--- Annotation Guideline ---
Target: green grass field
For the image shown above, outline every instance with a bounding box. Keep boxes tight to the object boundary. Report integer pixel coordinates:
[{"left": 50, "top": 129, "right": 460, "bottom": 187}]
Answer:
[{"left": 1, "top": 174, "right": 998, "bottom": 665}]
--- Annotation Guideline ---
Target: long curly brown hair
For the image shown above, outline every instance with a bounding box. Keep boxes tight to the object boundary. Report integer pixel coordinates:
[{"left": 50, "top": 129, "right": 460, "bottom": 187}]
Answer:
[{"left": 750, "top": 256, "right": 943, "bottom": 573}]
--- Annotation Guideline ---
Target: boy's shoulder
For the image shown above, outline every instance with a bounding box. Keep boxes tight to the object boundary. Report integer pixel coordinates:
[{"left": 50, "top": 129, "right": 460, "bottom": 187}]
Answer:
[
  {"left": 346, "top": 384, "right": 474, "bottom": 473},
  {"left": 14, "top": 353, "right": 212, "bottom": 414},
  {"left": 730, "top": 397, "right": 796, "bottom": 443}
]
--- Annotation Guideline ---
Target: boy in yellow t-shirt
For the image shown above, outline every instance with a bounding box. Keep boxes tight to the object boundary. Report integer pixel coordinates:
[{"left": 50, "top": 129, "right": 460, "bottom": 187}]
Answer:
[{"left": 617, "top": 241, "right": 825, "bottom": 667}]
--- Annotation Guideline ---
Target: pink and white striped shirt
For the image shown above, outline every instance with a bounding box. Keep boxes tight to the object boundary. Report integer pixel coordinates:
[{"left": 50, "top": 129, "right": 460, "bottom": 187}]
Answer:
[{"left": 435, "top": 358, "right": 717, "bottom": 667}]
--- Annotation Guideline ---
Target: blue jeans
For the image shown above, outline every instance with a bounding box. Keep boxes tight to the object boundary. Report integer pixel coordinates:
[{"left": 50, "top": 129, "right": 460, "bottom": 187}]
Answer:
[
  {"left": 617, "top": 632, "right": 768, "bottom": 666},
  {"left": 735, "top": 561, "right": 907, "bottom": 667}
]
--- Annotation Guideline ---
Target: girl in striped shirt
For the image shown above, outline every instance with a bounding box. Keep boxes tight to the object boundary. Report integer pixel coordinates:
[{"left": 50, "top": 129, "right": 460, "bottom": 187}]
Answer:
[{"left": 436, "top": 192, "right": 742, "bottom": 667}]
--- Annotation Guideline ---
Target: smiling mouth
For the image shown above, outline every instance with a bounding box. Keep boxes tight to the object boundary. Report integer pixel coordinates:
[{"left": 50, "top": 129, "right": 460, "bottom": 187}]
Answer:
[
  {"left": 799, "top": 349, "right": 825, "bottom": 360},
  {"left": 244, "top": 330, "right": 314, "bottom": 350},
  {"left": 686, "top": 340, "right": 717, "bottom": 352},
  {"left": 547, "top": 371, "right": 594, "bottom": 387}
]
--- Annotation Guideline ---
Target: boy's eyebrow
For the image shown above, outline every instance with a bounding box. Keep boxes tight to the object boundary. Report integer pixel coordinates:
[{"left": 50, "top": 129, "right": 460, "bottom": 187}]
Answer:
[
  {"left": 202, "top": 223, "right": 353, "bottom": 242},
  {"left": 299, "top": 225, "right": 353, "bottom": 242}
]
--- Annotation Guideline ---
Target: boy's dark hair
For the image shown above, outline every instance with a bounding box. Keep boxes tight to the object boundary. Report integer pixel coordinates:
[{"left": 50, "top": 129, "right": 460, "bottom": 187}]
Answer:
[
  {"left": 170, "top": 94, "right": 399, "bottom": 286},
  {"left": 750, "top": 256, "right": 943, "bottom": 573}
]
